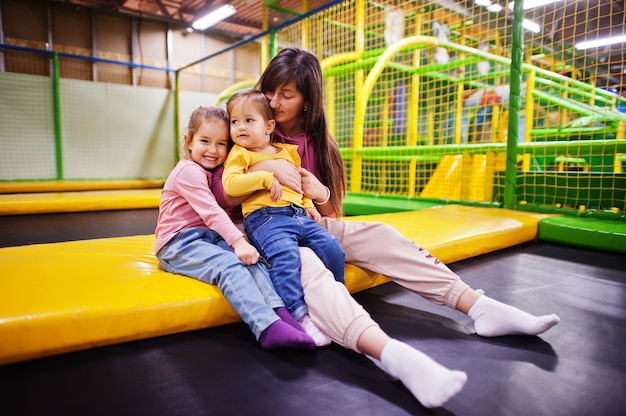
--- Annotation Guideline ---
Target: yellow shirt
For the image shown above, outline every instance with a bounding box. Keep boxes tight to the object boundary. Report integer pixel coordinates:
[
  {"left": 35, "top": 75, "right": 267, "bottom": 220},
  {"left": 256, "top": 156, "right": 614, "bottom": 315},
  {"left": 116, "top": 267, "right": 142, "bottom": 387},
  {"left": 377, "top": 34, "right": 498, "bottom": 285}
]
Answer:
[{"left": 223, "top": 143, "right": 314, "bottom": 217}]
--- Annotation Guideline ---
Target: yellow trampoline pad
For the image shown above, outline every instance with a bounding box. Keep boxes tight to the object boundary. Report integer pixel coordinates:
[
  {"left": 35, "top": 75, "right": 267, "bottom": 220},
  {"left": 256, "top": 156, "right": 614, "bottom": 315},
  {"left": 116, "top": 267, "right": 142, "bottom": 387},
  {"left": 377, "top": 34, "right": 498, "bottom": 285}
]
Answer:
[{"left": 0, "top": 205, "right": 552, "bottom": 365}]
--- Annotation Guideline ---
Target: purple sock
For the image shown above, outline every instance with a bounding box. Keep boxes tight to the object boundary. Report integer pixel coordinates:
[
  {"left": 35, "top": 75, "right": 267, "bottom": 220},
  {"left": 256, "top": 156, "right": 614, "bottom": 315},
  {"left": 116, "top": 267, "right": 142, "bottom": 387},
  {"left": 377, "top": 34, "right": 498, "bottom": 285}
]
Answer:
[
  {"left": 274, "top": 307, "right": 307, "bottom": 333},
  {"left": 259, "top": 320, "right": 316, "bottom": 350}
]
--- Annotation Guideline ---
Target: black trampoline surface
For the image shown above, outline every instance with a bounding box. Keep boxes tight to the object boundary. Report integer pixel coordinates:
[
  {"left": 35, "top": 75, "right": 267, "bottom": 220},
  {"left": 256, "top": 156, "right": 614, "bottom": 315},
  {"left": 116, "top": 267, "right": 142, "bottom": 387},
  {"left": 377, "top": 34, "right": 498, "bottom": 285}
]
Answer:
[
  {"left": 0, "top": 209, "right": 158, "bottom": 248},
  {"left": 1, "top": 241, "right": 625, "bottom": 416}
]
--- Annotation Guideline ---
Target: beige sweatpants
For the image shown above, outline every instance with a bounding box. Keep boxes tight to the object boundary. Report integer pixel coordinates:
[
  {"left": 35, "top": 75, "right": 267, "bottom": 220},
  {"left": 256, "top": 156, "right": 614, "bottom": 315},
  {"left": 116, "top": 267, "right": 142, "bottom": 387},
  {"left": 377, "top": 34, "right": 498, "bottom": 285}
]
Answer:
[{"left": 300, "top": 217, "right": 470, "bottom": 352}]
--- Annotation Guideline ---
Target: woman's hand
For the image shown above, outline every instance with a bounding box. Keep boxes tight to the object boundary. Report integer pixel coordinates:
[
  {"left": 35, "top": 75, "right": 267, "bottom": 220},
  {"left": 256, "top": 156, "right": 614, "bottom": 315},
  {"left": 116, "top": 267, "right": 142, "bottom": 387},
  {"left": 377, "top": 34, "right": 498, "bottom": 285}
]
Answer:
[
  {"left": 298, "top": 168, "right": 327, "bottom": 202},
  {"left": 250, "top": 159, "right": 302, "bottom": 194},
  {"left": 231, "top": 237, "right": 260, "bottom": 265}
]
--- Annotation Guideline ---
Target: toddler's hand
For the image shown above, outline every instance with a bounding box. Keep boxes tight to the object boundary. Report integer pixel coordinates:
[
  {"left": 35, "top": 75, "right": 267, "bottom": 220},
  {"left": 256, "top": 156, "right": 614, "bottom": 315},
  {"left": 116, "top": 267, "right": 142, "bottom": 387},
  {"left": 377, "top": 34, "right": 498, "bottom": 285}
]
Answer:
[
  {"left": 269, "top": 178, "right": 283, "bottom": 201},
  {"left": 305, "top": 207, "right": 321, "bottom": 223}
]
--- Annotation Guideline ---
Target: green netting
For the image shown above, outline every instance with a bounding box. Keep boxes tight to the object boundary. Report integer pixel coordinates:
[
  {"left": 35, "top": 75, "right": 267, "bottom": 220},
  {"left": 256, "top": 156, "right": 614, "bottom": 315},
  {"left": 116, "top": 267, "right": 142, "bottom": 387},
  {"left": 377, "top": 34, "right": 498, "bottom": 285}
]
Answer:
[{"left": 2, "top": 0, "right": 625, "bottom": 220}]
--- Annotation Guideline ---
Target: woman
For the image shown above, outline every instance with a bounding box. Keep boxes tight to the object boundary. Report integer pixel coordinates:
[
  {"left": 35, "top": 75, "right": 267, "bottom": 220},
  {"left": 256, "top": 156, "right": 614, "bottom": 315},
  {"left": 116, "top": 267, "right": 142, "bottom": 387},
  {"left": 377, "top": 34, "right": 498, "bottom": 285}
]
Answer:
[{"left": 215, "top": 47, "right": 559, "bottom": 408}]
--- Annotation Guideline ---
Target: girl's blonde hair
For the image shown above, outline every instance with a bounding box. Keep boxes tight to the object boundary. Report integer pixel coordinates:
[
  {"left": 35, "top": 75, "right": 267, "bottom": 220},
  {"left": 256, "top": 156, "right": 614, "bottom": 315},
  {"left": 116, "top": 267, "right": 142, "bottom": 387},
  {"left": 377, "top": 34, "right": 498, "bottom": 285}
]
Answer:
[{"left": 181, "top": 106, "right": 229, "bottom": 159}]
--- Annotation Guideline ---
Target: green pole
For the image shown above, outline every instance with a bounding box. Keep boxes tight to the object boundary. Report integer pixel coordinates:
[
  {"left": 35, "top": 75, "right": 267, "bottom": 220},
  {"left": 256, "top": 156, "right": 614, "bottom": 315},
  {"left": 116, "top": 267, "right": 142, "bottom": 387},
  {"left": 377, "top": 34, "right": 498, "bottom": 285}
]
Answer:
[
  {"left": 174, "top": 70, "right": 180, "bottom": 161},
  {"left": 52, "top": 52, "right": 63, "bottom": 180},
  {"left": 269, "top": 30, "right": 278, "bottom": 59},
  {"left": 504, "top": 0, "right": 525, "bottom": 209}
]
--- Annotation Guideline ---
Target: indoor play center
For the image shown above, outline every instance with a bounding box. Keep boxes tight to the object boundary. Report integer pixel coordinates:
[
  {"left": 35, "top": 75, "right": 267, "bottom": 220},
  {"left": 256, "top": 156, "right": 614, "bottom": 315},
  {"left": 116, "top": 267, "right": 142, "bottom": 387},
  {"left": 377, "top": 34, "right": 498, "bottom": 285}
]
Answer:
[{"left": 0, "top": 0, "right": 625, "bottom": 415}]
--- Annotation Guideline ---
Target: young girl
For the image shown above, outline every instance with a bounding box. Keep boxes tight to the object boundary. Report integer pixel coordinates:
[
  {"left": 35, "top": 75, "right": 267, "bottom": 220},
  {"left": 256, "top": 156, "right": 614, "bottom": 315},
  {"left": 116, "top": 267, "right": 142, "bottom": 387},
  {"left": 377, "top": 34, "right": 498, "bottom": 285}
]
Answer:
[
  {"left": 154, "top": 105, "right": 315, "bottom": 351},
  {"left": 222, "top": 90, "right": 344, "bottom": 346},
  {"left": 212, "top": 47, "right": 560, "bottom": 408}
]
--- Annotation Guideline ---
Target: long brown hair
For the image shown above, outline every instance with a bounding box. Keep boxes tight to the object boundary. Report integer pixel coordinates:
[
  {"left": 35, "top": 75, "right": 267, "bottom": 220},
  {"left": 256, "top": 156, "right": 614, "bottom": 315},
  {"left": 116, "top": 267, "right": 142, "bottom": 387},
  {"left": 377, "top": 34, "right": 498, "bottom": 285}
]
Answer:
[{"left": 256, "top": 47, "right": 346, "bottom": 216}]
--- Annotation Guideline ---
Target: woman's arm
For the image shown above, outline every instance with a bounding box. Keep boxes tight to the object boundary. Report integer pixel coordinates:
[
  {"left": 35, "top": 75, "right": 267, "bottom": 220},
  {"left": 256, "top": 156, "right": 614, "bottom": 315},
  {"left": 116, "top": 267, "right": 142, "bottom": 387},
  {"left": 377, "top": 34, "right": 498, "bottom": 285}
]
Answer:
[{"left": 249, "top": 159, "right": 303, "bottom": 194}]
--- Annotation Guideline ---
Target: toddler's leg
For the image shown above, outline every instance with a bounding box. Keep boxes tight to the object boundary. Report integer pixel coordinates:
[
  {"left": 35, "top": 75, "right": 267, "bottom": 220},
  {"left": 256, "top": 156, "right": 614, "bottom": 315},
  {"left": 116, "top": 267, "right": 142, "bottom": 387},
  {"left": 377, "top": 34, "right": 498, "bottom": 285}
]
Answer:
[
  {"left": 298, "top": 314, "right": 332, "bottom": 347},
  {"left": 273, "top": 306, "right": 330, "bottom": 346}
]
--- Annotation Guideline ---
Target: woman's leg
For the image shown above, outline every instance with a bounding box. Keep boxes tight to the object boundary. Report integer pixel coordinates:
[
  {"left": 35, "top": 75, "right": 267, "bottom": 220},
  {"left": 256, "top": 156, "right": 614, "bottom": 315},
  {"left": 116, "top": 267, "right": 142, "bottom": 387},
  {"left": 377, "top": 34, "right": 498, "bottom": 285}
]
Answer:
[
  {"left": 299, "top": 247, "right": 378, "bottom": 351},
  {"left": 359, "top": 326, "right": 467, "bottom": 408},
  {"left": 300, "top": 216, "right": 345, "bottom": 283},
  {"left": 321, "top": 218, "right": 560, "bottom": 336},
  {"left": 299, "top": 247, "right": 466, "bottom": 408},
  {"left": 320, "top": 217, "right": 469, "bottom": 308}
]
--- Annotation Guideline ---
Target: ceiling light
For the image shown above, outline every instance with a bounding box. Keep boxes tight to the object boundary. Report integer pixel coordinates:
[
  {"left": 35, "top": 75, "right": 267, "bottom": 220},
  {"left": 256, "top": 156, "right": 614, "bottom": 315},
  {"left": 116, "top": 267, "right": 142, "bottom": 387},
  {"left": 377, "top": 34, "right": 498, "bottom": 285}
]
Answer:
[
  {"left": 508, "top": 0, "right": 563, "bottom": 11},
  {"left": 192, "top": 4, "right": 236, "bottom": 31},
  {"left": 575, "top": 35, "right": 626, "bottom": 50},
  {"left": 522, "top": 19, "right": 541, "bottom": 33}
]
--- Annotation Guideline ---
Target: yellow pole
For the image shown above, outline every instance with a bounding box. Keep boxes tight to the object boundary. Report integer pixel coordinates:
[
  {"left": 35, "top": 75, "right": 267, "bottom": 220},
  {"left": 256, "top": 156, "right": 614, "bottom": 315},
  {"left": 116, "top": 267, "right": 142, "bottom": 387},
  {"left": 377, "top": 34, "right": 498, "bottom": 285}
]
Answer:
[
  {"left": 407, "top": 12, "right": 422, "bottom": 197},
  {"left": 490, "top": 35, "right": 502, "bottom": 142},
  {"left": 426, "top": 11, "right": 434, "bottom": 145},
  {"left": 302, "top": 0, "right": 309, "bottom": 49},
  {"left": 525, "top": 69, "right": 535, "bottom": 143},
  {"left": 261, "top": 5, "right": 269, "bottom": 68},
  {"left": 326, "top": 77, "right": 336, "bottom": 137},
  {"left": 408, "top": 11, "right": 421, "bottom": 148},
  {"left": 351, "top": 0, "right": 365, "bottom": 193},
  {"left": 589, "top": 75, "right": 596, "bottom": 107},
  {"left": 380, "top": 92, "right": 389, "bottom": 194},
  {"left": 454, "top": 21, "right": 466, "bottom": 145}
]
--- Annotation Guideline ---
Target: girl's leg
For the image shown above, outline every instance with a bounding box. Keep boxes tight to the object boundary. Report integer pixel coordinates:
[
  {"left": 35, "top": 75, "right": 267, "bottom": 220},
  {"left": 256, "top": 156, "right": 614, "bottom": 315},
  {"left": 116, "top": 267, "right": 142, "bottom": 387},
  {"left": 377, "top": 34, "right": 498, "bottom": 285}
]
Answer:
[
  {"left": 158, "top": 229, "right": 314, "bottom": 349},
  {"left": 246, "top": 261, "right": 308, "bottom": 334},
  {"left": 321, "top": 218, "right": 560, "bottom": 337}
]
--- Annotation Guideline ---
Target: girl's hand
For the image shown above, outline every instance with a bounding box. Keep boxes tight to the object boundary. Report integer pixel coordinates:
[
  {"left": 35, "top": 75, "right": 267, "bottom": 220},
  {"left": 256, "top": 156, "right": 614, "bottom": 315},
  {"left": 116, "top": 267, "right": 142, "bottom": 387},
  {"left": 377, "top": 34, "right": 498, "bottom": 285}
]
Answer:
[
  {"left": 305, "top": 207, "right": 321, "bottom": 223},
  {"left": 231, "top": 237, "right": 260, "bottom": 265},
  {"left": 298, "top": 168, "right": 327, "bottom": 202},
  {"left": 250, "top": 159, "right": 302, "bottom": 194},
  {"left": 269, "top": 178, "right": 283, "bottom": 201}
]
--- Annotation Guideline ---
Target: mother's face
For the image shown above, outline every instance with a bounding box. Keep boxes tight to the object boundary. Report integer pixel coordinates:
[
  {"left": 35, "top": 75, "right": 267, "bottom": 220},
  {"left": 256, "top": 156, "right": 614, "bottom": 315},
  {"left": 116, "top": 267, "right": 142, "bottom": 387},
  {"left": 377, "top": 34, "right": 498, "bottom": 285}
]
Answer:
[{"left": 264, "top": 81, "right": 306, "bottom": 126}]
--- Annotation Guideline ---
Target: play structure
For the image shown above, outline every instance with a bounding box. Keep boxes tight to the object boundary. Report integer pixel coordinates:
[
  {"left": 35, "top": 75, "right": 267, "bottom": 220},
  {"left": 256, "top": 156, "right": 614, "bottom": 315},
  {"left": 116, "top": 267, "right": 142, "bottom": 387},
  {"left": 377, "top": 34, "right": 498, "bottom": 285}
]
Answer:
[{"left": 1, "top": 0, "right": 625, "bottom": 368}]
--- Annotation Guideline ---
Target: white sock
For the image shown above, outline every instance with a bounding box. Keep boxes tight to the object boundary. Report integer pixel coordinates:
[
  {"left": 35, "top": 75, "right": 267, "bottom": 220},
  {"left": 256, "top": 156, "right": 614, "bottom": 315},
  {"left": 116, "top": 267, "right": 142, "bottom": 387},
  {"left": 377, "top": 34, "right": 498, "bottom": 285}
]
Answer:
[
  {"left": 365, "top": 355, "right": 399, "bottom": 380},
  {"left": 380, "top": 339, "right": 467, "bottom": 408},
  {"left": 468, "top": 295, "right": 560, "bottom": 337},
  {"left": 298, "top": 315, "right": 332, "bottom": 347}
]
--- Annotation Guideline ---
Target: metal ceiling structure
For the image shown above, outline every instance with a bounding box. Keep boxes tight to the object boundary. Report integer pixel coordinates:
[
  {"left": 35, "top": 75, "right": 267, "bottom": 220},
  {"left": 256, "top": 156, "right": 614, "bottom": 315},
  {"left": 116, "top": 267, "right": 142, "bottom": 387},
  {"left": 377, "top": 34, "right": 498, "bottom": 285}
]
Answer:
[
  {"left": 47, "top": 0, "right": 626, "bottom": 89},
  {"left": 49, "top": 0, "right": 337, "bottom": 35}
]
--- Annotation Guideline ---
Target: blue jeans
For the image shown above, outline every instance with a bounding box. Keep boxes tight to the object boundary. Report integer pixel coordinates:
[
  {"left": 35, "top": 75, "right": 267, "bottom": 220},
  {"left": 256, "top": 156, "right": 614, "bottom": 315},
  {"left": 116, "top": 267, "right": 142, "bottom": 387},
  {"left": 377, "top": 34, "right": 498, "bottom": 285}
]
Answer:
[
  {"left": 244, "top": 204, "right": 345, "bottom": 320},
  {"left": 156, "top": 227, "right": 283, "bottom": 340}
]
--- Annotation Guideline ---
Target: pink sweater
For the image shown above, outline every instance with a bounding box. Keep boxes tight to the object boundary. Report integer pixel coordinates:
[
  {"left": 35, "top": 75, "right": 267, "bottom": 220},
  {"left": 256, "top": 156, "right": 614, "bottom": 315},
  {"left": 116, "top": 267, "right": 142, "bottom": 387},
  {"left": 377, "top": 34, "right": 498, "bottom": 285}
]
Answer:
[{"left": 154, "top": 159, "right": 244, "bottom": 254}]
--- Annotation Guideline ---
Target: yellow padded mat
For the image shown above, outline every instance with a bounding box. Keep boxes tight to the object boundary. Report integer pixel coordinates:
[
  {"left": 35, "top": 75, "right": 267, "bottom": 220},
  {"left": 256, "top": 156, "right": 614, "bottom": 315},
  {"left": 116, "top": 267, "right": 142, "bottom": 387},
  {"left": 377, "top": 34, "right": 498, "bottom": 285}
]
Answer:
[
  {"left": 0, "top": 180, "right": 164, "bottom": 194},
  {"left": 0, "top": 189, "right": 162, "bottom": 216},
  {"left": 0, "top": 205, "right": 551, "bottom": 365}
]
